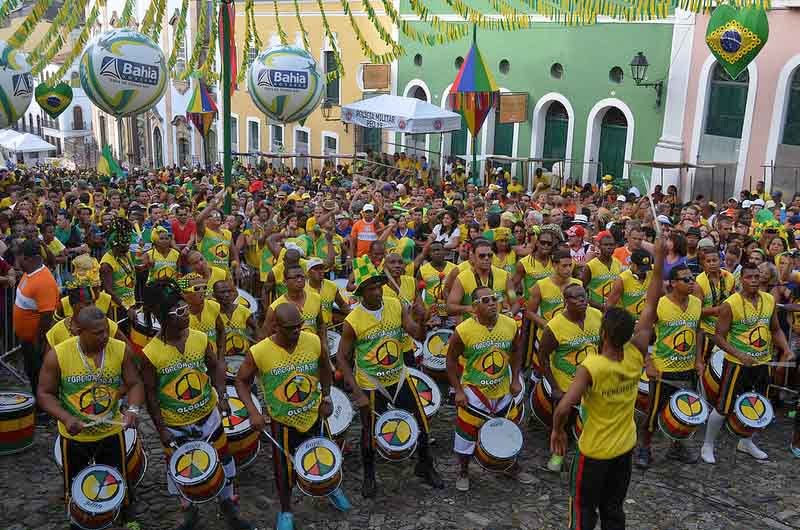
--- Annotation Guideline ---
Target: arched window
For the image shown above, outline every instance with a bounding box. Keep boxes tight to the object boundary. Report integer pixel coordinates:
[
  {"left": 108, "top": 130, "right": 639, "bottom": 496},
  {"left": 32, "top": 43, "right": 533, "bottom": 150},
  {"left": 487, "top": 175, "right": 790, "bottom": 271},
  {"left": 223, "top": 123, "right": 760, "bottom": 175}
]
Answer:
[
  {"left": 153, "top": 127, "right": 163, "bottom": 167},
  {"left": 405, "top": 86, "right": 427, "bottom": 156},
  {"left": 705, "top": 64, "right": 749, "bottom": 139},
  {"left": 783, "top": 68, "right": 800, "bottom": 146},
  {"left": 70, "top": 71, "right": 80, "bottom": 88},
  {"left": 73, "top": 106, "right": 84, "bottom": 130},
  {"left": 597, "top": 107, "right": 628, "bottom": 180},
  {"left": 542, "top": 101, "right": 569, "bottom": 170}
]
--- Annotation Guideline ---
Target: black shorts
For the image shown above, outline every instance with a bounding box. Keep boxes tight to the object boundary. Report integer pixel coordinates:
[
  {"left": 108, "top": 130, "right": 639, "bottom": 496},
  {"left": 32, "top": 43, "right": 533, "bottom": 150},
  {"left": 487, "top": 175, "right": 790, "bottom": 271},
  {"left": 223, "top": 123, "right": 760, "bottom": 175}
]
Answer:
[
  {"left": 645, "top": 370, "right": 697, "bottom": 434},
  {"left": 61, "top": 431, "right": 128, "bottom": 510},
  {"left": 716, "top": 359, "right": 770, "bottom": 416}
]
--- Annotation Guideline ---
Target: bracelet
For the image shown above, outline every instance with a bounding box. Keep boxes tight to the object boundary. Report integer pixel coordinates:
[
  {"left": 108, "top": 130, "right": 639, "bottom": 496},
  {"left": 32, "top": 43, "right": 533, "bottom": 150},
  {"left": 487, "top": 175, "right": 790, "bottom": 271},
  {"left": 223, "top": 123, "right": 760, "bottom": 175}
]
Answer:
[
  {"left": 322, "top": 396, "right": 332, "bottom": 404},
  {"left": 127, "top": 406, "right": 141, "bottom": 415}
]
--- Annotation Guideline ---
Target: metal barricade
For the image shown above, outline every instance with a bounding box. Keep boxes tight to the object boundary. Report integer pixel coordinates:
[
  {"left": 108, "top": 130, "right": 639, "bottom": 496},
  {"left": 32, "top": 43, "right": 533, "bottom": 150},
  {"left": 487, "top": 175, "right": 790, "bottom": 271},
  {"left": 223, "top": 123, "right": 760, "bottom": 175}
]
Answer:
[{"left": 0, "top": 284, "right": 24, "bottom": 383}]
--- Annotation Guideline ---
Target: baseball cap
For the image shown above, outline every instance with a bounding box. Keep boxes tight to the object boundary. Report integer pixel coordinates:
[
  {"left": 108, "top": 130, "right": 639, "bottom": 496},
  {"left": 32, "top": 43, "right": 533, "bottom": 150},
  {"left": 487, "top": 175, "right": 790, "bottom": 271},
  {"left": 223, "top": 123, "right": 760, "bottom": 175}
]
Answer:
[
  {"left": 657, "top": 214, "right": 672, "bottom": 226},
  {"left": 573, "top": 214, "right": 588, "bottom": 225},
  {"left": 698, "top": 238, "right": 716, "bottom": 249},
  {"left": 728, "top": 196, "right": 739, "bottom": 203},
  {"left": 594, "top": 229, "right": 613, "bottom": 242},
  {"left": 362, "top": 203, "right": 375, "bottom": 212},
  {"left": 304, "top": 258, "right": 325, "bottom": 271},
  {"left": 630, "top": 250, "right": 652, "bottom": 271},
  {"left": 765, "top": 200, "right": 776, "bottom": 209},
  {"left": 686, "top": 227, "right": 701, "bottom": 238},
  {"left": 741, "top": 200, "right": 752, "bottom": 209},
  {"left": 616, "top": 194, "right": 626, "bottom": 202},
  {"left": 754, "top": 198, "right": 765, "bottom": 207},
  {"left": 566, "top": 225, "right": 585, "bottom": 238}
]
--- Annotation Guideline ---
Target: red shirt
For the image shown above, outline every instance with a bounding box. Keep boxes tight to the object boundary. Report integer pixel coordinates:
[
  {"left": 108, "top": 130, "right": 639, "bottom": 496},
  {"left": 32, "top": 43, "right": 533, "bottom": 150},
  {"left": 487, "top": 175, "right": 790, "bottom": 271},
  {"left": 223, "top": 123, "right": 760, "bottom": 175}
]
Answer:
[{"left": 171, "top": 219, "right": 196, "bottom": 246}]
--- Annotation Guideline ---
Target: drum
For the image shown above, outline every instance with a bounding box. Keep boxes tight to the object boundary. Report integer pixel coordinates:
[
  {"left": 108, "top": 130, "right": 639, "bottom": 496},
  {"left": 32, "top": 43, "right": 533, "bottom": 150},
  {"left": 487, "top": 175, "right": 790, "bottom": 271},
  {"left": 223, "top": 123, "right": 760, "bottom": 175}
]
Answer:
[
  {"left": 726, "top": 392, "right": 774, "bottom": 438},
  {"left": 168, "top": 440, "right": 226, "bottom": 504},
  {"left": 0, "top": 391, "right": 35, "bottom": 455},
  {"left": 407, "top": 367, "right": 442, "bottom": 418},
  {"left": 475, "top": 417, "right": 523, "bottom": 472},
  {"left": 327, "top": 387, "right": 354, "bottom": 443},
  {"left": 225, "top": 355, "right": 245, "bottom": 385},
  {"left": 69, "top": 464, "right": 126, "bottom": 530},
  {"left": 421, "top": 329, "right": 452, "bottom": 381},
  {"left": 571, "top": 406, "right": 583, "bottom": 441},
  {"left": 528, "top": 378, "right": 554, "bottom": 427},
  {"left": 510, "top": 373, "right": 526, "bottom": 425},
  {"left": 327, "top": 330, "right": 341, "bottom": 360},
  {"left": 659, "top": 390, "right": 709, "bottom": 440},
  {"left": 236, "top": 288, "right": 259, "bottom": 315},
  {"left": 54, "top": 431, "right": 147, "bottom": 487},
  {"left": 293, "top": 437, "right": 344, "bottom": 497},
  {"left": 130, "top": 309, "right": 161, "bottom": 355},
  {"left": 374, "top": 409, "right": 419, "bottom": 461},
  {"left": 702, "top": 349, "right": 724, "bottom": 406},
  {"left": 222, "top": 385, "right": 262, "bottom": 469},
  {"left": 636, "top": 371, "right": 650, "bottom": 415}
]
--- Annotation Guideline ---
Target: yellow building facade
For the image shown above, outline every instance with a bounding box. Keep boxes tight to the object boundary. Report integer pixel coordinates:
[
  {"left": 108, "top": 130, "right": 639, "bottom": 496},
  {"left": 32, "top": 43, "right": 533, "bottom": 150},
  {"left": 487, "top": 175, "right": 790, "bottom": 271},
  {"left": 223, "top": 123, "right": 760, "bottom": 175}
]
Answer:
[{"left": 228, "top": 1, "right": 394, "bottom": 169}]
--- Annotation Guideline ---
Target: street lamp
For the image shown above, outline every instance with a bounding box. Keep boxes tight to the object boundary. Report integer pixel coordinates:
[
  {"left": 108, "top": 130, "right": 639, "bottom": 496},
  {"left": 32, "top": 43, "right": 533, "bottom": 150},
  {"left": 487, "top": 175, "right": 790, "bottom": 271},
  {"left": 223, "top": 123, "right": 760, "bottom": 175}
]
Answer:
[{"left": 630, "top": 51, "right": 663, "bottom": 107}]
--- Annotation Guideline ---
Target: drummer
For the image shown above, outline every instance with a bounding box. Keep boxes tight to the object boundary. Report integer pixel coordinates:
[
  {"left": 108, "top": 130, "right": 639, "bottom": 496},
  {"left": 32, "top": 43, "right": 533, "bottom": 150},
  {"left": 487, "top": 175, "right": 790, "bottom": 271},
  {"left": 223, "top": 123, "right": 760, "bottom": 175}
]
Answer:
[
  {"left": 99, "top": 218, "right": 139, "bottom": 325},
  {"left": 138, "top": 279, "right": 253, "bottom": 530},
  {"left": 605, "top": 250, "right": 653, "bottom": 318},
  {"left": 212, "top": 279, "right": 258, "bottom": 358},
  {"left": 446, "top": 285, "right": 533, "bottom": 492},
  {"left": 181, "top": 273, "right": 226, "bottom": 358},
  {"left": 537, "top": 283, "right": 602, "bottom": 472},
  {"left": 184, "top": 249, "right": 230, "bottom": 298},
  {"left": 46, "top": 285, "right": 128, "bottom": 348},
  {"left": 37, "top": 306, "right": 144, "bottom": 530},
  {"left": 636, "top": 250, "right": 703, "bottom": 469},
  {"left": 417, "top": 240, "right": 456, "bottom": 328},
  {"left": 693, "top": 247, "right": 736, "bottom": 360},
  {"left": 262, "top": 264, "right": 325, "bottom": 343},
  {"left": 447, "top": 239, "right": 515, "bottom": 324},
  {"left": 382, "top": 252, "right": 420, "bottom": 366},
  {"left": 526, "top": 250, "right": 582, "bottom": 337},
  {"left": 336, "top": 255, "right": 443, "bottom": 497},
  {"left": 142, "top": 225, "right": 180, "bottom": 282},
  {"left": 305, "top": 257, "right": 350, "bottom": 325},
  {"left": 702, "top": 262, "right": 793, "bottom": 464},
  {"left": 235, "top": 303, "right": 351, "bottom": 530}
]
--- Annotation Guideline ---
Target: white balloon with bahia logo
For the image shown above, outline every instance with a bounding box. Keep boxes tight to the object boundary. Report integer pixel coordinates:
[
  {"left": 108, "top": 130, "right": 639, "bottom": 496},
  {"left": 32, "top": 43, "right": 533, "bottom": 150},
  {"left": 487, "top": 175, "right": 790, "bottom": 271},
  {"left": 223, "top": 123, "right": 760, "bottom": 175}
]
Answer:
[
  {"left": 248, "top": 45, "right": 324, "bottom": 124},
  {"left": 0, "top": 41, "right": 32, "bottom": 129},
  {"left": 79, "top": 28, "right": 167, "bottom": 118}
]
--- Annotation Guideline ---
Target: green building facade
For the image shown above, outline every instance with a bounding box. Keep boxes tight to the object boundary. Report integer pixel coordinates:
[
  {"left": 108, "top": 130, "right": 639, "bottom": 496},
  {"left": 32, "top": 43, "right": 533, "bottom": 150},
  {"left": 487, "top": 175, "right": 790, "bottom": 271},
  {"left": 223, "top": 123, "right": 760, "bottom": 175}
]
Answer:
[{"left": 393, "top": 8, "right": 676, "bottom": 189}]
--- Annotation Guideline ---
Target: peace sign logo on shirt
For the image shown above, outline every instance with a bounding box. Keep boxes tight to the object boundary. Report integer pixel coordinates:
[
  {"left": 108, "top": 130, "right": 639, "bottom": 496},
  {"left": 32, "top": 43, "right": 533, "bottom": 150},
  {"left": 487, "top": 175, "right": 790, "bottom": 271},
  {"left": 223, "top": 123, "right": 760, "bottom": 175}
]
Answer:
[{"left": 672, "top": 329, "right": 694, "bottom": 353}]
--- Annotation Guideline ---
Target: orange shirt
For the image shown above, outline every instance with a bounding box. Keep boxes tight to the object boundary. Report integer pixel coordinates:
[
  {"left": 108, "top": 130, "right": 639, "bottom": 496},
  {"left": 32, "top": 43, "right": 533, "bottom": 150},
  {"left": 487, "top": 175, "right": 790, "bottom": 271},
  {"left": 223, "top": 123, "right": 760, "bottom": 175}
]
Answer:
[
  {"left": 351, "top": 219, "right": 380, "bottom": 258},
  {"left": 612, "top": 246, "right": 632, "bottom": 268},
  {"left": 13, "top": 265, "right": 59, "bottom": 343}
]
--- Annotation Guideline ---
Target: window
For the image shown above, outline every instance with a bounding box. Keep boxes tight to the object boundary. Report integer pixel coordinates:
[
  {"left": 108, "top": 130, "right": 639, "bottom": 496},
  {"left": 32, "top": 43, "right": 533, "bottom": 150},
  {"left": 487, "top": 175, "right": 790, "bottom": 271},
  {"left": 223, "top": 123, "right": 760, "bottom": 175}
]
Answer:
[
  {"left": 153, "top": 127, "right": 163, "bottom": 167},
  {"left": 99, "top": 116, "right": 107, "bottom": 147},
  {"left": 295, "top": 129, "right": 309, "bottom": 170},
  {"left": 271, "top": 124, "right": 284, "bottom": 153},
  {"left": 324, "top": 50, "right": 339, "bottom": 105},
  {"left": 705, "top": 63, "right": 749, "bottom": 139},
  {"left": 73, "top": 106, "right": 84, "bottom": 130},
  {"left": 230, "top": 116, "right": 239, "bottom": 152},
  {"left": 414, "top": 53, "right": 423, "bottom": 67},
  {"left": 499, "top": 59, "right": 510, "bottom": 75},
  {"left": 455, "top": 56, "right": 464, "bottom": 70},
  {"left": 174, "top": 27, "right": 187, "bottom": 73},
  {"left": 550, "top": 63, "right": 563, "bottom": 79},
  {"left": 323, "top": 134, "right": 338, "bottom": 164},
  {"left": 70, "top": 71, "right": 80, "bottom": 88},
  {"left": 248, "top": 119, "right": 260, "bottom": 152},
  {"left": 609, "top": 66, "right": 624, "bottom": 84},
  {"left": 783, "top": 68, "right": 800, "bottom": 146}
]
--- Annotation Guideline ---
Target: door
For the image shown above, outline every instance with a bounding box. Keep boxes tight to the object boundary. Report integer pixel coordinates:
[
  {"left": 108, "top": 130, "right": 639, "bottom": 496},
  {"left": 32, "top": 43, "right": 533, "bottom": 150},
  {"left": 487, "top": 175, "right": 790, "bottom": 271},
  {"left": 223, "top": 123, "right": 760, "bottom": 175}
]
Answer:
[
  {"left": 596, "top": 107, "right": 627, "bottom": 182},
  {"left": 542, "top": 102, "right": 568, "bottom": 170}
]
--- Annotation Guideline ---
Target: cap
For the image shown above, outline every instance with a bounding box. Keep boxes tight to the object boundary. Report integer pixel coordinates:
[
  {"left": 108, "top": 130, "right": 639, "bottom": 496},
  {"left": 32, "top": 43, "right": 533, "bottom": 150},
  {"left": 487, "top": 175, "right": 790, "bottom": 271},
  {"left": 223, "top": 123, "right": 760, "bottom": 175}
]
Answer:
[
  {"left": 754, "top": 198, "right": 765, "bottom": 207},
  {"left": 628, "top": 186, "right": 642, "bottom": 198},
  {"left": 304, "top": 258, "right": 325, "bottom": 271},
  {"left": 630, "top": 250, "right": 652, "bottom": 271},
  {"left": 595, "top": 229, "right": 613, "bottom": 242},
  {"left": 765, "top": 200, "right": 776, "bottom": 209},
  {"left": 657, "top": 214, "right": 672, "bottom": 226},
  {"left": 362, "top": 203, "right": 375, "bottom": 212},
  {"left": 728, "top": 196, "right": 739, "bottom": 203},
  {"left": 698, "top": 238, "right": 716, "bottom": 249},
  {"left": 772, "top": 190, "right": 783, "bottom": 198},
  {"left": 566, "top": 225, "right": 585, "bottom": 238},
  {"left": 686, "top": 227, "right": 701, "bottom": 238},
  {"left": 573, "top": 214, "right": 589, "bottom": 225},
  {"left": 616, "top": 194, "right": 626, "bottom": 202},
  {"left": 742, "top": 200, "right": 752, "bottom": 209}
]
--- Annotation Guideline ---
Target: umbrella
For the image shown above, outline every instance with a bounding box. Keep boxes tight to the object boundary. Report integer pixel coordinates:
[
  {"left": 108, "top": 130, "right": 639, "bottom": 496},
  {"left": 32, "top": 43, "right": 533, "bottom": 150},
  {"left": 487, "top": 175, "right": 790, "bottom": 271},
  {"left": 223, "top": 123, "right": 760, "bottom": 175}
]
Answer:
[
  {"left": 186, "top": 78, "right": 219, "bottom": 167},
  {"left": 448, "top": 27, "right": 499, "bottom": 185}
]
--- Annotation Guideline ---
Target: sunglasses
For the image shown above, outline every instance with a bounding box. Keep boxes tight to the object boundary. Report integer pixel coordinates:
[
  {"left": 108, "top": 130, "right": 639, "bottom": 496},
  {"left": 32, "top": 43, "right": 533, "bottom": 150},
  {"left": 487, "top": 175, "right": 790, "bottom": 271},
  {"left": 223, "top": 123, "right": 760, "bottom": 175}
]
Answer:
[
  {"left": 476, "top": 294, "right": 498, "bottom": 304},
  {"left": 675, "top": 276, "right": 695, "bottom": 284},
  {"left": 476, "top": 252, "right": 492, "bottom": 259},
  {"left": 539, "top": 240, "right": 554, "bottom": 246},
  {"left": 168, "top": 304, "right": 189, "bottom": 318},
  {"left": 184, "top": 284, "right": 206, "bottom": 293}
]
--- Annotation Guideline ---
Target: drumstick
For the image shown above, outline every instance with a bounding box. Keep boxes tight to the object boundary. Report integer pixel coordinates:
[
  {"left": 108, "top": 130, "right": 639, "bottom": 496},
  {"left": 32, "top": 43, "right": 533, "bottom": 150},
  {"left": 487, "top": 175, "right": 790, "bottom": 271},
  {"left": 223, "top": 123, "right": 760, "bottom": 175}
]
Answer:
[
  {"left": 648, "top": 196, "right": 661, "bottom": 238},
  {"left": 767, "top": 361, "right": 797, "bottom": 367},
  {"left": 261, "top": 428, "right": 297, "bottom": 467}
]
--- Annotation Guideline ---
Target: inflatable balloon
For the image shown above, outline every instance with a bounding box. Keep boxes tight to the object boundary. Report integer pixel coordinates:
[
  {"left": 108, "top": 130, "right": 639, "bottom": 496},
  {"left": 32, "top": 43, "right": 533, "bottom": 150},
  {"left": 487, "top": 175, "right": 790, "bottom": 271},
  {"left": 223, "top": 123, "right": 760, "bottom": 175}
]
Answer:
[
  {"left": 0, "top": 41, "right": 32, "bottom": 129},
  {"left": 248, "top": 45, "right": 324, "bottom": 124},
  {"left": 79, "top": 29, "right": 167, "bottom": 117}
]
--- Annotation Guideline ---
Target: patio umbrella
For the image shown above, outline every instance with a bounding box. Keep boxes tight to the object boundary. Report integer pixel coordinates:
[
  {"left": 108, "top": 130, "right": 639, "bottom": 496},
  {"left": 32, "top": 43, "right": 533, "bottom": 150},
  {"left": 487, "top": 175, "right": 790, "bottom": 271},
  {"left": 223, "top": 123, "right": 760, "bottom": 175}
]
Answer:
[{"left": 186, "top": 78, "right": 219, "bottom": 167}]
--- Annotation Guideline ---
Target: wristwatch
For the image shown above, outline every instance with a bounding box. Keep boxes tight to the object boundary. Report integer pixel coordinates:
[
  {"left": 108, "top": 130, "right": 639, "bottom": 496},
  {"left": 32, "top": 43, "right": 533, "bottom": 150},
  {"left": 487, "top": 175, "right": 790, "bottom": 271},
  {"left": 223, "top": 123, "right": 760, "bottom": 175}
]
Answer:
[{"left": 127, "top": 406, "right": 141, "bottom": 416}]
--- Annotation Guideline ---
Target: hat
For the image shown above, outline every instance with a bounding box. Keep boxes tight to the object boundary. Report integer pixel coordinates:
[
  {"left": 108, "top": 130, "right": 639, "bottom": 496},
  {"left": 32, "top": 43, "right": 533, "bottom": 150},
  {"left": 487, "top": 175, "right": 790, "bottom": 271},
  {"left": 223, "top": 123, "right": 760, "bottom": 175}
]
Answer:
[
  {"left": 500, "top": 211, "right": 516, "bottom": 223},
  {"left": 686, "top": 227, "right": 701, "bottom": 238},
  {"left": 304, "top": 258, "right": 325, "bottom": 271},
  {"left": 772, "top": 190, "right": 783, "bottom": 198},
  {"left": 352, "top": 255, "right": 386, "bottom": 294},
  {"left": 602, "top": 175, "right": 614, "bottom": 182},
  {"left": 566, "top": 225, "right": 585, "bottom": 238},
  {"left": 616, "top": 194, "right": 626, "bottom": 202},
  {"left": 594, "top": 230, "right": 613, "bottom": 242},
  {"left": 573, "top": 214, "right": 588, "bottom": 225},
  {"left": 765, "top": 200, "right": 776, "bottom": 209},
  {"left": 728, "top": 196, "right": 739, "bottom": 203},
  {"left": 630, "top": 250, "right": 652, "bottom": 271},
  {"left": 628, "top": 187, "right": 641, "bottom": 198},
  {"left": 754, "top": 198, "right": 765, "bottom": 207},
  {"left": 335, "top": 212, "right": 350, "bottom": 221},
  {"left": 362, "top": 203, "right": 375, "bottom": 212},
  {"left": 657, "top": 214, "right": 672, "bottom": 226},
  {"left": 494, "top": 227, "right": 512, "bottom": 241},
  {"left": 698, "top": 238, "right": 716, "bottom": 249},
  {"left": 71, "top": 254, "right": 100, "bottom": 287},
  {"left": 741, "top": 200, "right": 752, "bottom": 209}
]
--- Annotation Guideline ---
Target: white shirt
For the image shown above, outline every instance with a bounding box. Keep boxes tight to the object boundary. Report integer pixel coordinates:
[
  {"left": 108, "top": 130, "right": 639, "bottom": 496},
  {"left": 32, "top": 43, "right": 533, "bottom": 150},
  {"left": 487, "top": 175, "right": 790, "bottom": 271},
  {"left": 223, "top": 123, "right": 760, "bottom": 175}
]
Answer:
[{"left": 432, "top": 224, "right": 460, "bottom": 247}]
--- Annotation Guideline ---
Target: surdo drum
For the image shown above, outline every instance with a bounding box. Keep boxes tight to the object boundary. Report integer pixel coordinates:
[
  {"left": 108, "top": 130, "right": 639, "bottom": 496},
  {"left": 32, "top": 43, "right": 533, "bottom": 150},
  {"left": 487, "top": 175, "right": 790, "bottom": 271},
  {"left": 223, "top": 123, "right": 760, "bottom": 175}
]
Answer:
[
  {"left": 293, "top": 437, "right": 344, "bottom": 496},
  {"left": 529, "top": 378, "right": 554, "bottom": 427},
  {"left": 374, "top": 409, "right": 419, "bottom": 461},
  {"left": 0, "top": 391, "right": 35, "bottom": 455},
  {"left": 407, "top": 367, "right": 442, "bottom": 418},
  {"left": 221, "top": 385, "right": 262, "bottom": 469},
  {"left": 224, "top": 355, "right": 245, "bottom": 385},
  {"left": 702, "top": 349, "right": 724, "bottom": 407},
  {"left": 726, "top": 392, "right": 774, "bottom": 438},
  {"left": 326, "top": 387, "right": 354, "bottom": 444},
  {"left": 422, "top": 329, "right": 452, "bottom": 381},
  {"left": 168, "top": 440, "right": 226, "bottom": 503},
  {"left": 475, "top": 417, "right": 523, "bottom": 472},
  {"left": 69, "top": 464, "right": 126, "bottom": 529},
  {"left": 658, "top": 390, "right": 709, "bottom": 440},
  {"left": 53, "top": 430, "right": 147, "bottom": 487}
]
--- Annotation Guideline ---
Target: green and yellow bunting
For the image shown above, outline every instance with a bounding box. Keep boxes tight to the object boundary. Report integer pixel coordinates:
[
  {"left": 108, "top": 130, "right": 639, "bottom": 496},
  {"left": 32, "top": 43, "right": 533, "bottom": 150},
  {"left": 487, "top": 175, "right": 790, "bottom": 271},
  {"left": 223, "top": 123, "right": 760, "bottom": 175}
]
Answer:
[
  {"left": 51, "top": 4, "right": 99, "bottom": 82},
  {"left": 7, "top": 0, "right": 53, "bottom": 49},
  {"left": 167, "top": 0, "right": 189, "bottom": 71}
]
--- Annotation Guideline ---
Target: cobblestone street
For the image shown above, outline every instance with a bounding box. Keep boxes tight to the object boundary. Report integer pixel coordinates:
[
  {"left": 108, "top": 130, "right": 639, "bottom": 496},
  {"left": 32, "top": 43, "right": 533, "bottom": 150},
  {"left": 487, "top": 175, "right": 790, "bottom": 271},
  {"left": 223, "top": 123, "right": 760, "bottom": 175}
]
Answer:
[{"left": 2, "top": 375, "right": 799, "bottom": 530}]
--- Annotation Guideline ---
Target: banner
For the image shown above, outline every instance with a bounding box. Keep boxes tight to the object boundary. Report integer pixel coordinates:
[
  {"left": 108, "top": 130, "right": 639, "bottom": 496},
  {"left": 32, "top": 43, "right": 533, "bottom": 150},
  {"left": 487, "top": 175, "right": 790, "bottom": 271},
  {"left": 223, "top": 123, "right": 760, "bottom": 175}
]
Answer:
[
  {"left": 343, "top": 109, "right": 398, "bottom": 129},
  {"left": 363, "top": 64, "right": 390, "bottom": 90},
  {"left": 499, "top": 93, "right": 528, "bottom": 124}
]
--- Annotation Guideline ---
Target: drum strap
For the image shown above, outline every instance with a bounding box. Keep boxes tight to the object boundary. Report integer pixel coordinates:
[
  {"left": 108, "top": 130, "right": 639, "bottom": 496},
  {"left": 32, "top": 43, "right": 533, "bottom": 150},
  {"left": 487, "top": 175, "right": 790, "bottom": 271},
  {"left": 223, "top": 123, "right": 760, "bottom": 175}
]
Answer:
[
  {"left": 474, "top": 270, "right": 493, "bottom": 291},
  {"left": 364, "top": 367, "right": 407, "bottom": 405}
]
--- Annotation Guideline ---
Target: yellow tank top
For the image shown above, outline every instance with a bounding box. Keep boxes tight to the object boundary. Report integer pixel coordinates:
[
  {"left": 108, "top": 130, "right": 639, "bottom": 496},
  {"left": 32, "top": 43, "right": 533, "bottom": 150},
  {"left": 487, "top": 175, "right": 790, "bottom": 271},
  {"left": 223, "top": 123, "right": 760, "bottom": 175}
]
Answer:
[
  {"left": 724, "top": 292, "right": 774, "bottom": 366},
  {"left": 419, "top": 261, "right": 456, "bottom": 316},
  {"left": 345, "top": 297, "right": 405, "bottom": 389},
  {"left": 586, "top": 257, "right": 622, "bottom": 306},
  {"left": 200, "top": 226, "right": 232, "bottom": 271},
  {"left": 492, "top": 250, "right": 517, "bottom": 275},
  {"left": 47, "top": 317, "right": 119, "bottom": 349},
  {"left": 537, "top": 277, "right": 583, "bottom": 322},
  {"left": 61, "top": 292, "right": 112, "bottom": 318},
  {"left": 457, "top": 265, "right": 509, "bottom": 309},
  {"left": 100, "top": 252, "right": 136, "bottom": 308},
  {"left": 695, "top": 271, "right": 735, "bottom": 334},
  {"left": 618, "top": 269, "right": 650, "bottom": 317},
  {"left": 189, "top": 300, "right": 221, "bottom": 353},
  {"left": 457, "top": 315, "right": 517, "bottom": 399},
  {"left": 147, "top": 247, "right": 180, "bottom": 282},
  {"left": 205, "top": 266, "right": 230, "bottom": 297},
  {"left": 251, "top": 331, "right": 321, "bottom": 433},
  {"left": 56, "top": 337, "right": 125, "bottom": 442},
  {"left": 653, "top": 295, "right": 702, "bottom": 373},
  {"left": 310, "top": 279, "right": 339, "bottom": 325},
  {"left": 546, "top": 307, "right": 602, "bottom": 392},
  {"left": 270, "top": 290, "right": 322, "bottom": 333},
  {"left": 143, "top": 330, "right": 217, "bottom": 427},
  {"left": 382, "top": 275, "right": 416, "bottom": 306},
  {"left": 220, "top": 304, "right": 252, "bottom": 355},
  {"left": 520, "top": 255, "right": 553, "bottom": 299},
  {"left": 578, "top": 343, "right": 643, "bottom": 459}
]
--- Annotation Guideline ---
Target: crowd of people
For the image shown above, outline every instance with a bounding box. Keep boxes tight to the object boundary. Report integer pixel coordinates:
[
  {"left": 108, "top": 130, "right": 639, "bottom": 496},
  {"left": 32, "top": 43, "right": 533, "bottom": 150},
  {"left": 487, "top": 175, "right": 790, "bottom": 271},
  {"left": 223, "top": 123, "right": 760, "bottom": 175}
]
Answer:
[{"left": 2, "top": 153, "right": 799, "bottom": 530}]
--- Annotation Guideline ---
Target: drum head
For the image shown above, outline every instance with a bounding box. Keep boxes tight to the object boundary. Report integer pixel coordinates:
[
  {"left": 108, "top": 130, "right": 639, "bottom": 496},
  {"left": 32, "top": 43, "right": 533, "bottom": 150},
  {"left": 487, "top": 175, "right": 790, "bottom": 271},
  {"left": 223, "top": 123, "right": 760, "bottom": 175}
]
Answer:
[
  {"left": 71, "top": 464, "right": 126, "bottom": 513},
  {"left": 407, "top": 367, "right": 442, "bottom": 417},
  {"left": 638, "top": 371, "right": 649, "bottom": 394},
  {"left": 0, "top": 391, "right": 34, "bottom": 412},
  {"left": 734, "top": 392, "right": 774, "bottom": 430},
  {"left": 169, "top": 441, "right": 220, "bottom": 486},
  {"left": 327, "top": 331, "right": 342, "bottom": 359},
  {"left": 134, "top": 310, "right": 162, "bottom": 331},
  {"left": 225, "top": 355, "right": 245, "bottom": 379},
  {"left": 423, "top": 329, "right": 452, "bottom": 372},
  {"left": 710, "top": 349, "right": 724, "bottom": 378},
  {"left": 54, "top": 435, "right": 63, "bottom": 469},
  {"left": 374, "top": 410, "right": 419, "bottom": 453},
  {"left": 327, "top": 387, "right": 354, "bottom": 437},
  {"left": 236, "top": 288, "right": 259, "bottom": 315},
  {"left": 222, "top": 385, "right": 261, "bottom": 435},
  {"left": 668, "top": 390, "right": 708, "bottom": 426},
  {"left": 294, "top": 437, "right": 343, "bottom": 483},
  {"left": 124, "top": 428, "right": 137, "bottom": 454},
  {"left": 479, "top": 418, "right": 523, "bottom": 459}
]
